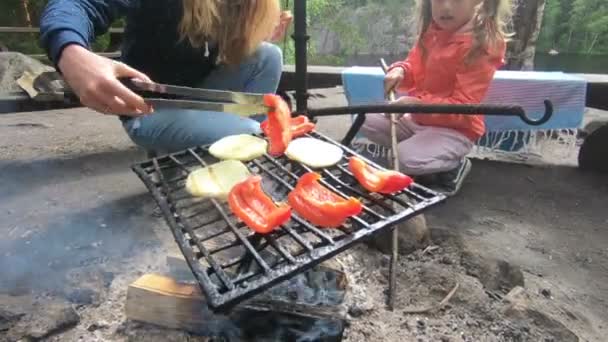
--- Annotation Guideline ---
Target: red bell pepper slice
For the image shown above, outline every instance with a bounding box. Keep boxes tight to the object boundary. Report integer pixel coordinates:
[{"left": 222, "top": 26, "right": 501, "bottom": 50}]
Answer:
[
  {"left": 228, "top": 175, "right": 291, "bottom": 234},
  {"left": 263, "top": 94, "right": 292, "bottom": 156},
  {"left": 261, "top": 115, "right": 316, "bottom": 138},
  {"left": 288, "top": 172, "right": 362, "bottom": 228},
  {"left": 348, "top": 157, "right": 413, "bottom": 194}
]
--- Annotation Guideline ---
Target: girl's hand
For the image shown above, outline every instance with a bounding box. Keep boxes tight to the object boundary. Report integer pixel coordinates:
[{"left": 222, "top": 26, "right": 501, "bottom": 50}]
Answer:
[
  {"left": 390, "top": 96, "right": 421, "bottom": 105},
  {"left": 269, "top": 11, "right": 293, "bottom": 43},
  {"left": 58, "top": 44, "right": 153, "bottom": 116},
  {"left": 385, "top": 96, "right": 421, "bottom": 119},
  {"left": 384, "top": 67, "right": 405, "bottom": 96}
]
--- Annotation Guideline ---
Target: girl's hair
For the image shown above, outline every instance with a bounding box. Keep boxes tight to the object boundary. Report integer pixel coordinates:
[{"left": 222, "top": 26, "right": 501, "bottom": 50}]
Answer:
[
  {"left": 179, "top": 0, "right": 280, "bottom": 65},
  {"left": 415, "top": 0, "right": 512, "bottom": 63}
]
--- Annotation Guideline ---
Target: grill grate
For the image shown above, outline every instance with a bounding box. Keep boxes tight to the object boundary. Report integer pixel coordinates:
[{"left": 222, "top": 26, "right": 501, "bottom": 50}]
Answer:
[{"left": 132, "top": 131, "right": 446, "bottom": 311}]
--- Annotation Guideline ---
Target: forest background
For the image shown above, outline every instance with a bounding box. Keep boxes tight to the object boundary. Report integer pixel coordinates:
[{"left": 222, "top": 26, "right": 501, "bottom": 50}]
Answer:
[{"left": 0, "top": 0, "right": 606, "bottom": 73}]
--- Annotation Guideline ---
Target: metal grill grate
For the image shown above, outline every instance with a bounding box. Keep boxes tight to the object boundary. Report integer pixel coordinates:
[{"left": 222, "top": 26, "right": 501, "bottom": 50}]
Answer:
[{"left": 132, "top": 131, "right": 446, "bottom": 311}]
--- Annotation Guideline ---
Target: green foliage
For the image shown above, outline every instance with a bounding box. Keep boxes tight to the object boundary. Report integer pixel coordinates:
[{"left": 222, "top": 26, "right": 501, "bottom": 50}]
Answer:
[
  {"left": 538, "top": 0, "right": 608, "bottom": 54},
  {"left": 1, "top": 0, "right": 606, "bottom": 61},
  {"left": 0, "top": 0, "right": 118, "bottom": 56}
]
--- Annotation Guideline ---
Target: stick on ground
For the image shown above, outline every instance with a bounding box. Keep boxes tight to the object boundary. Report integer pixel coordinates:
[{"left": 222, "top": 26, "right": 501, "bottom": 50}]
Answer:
[{"left": 402, "top": 282, "right": 460, "bottom": 314}]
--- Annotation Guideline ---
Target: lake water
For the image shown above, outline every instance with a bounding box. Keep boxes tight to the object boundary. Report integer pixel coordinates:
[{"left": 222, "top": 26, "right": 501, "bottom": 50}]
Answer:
[
  {"left": 338, "top": 52, "right": 608, "bottom": 74},
  {"left": 534, "top": 53, "right": 607, "bottom": 74}
]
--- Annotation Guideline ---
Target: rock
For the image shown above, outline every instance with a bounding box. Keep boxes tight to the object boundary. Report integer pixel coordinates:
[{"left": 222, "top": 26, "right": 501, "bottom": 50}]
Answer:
[
  {"left": 348, "top": 305, "right": 366, "bottom": 318},
  {"left": 503, "top": 286, "right": 530, "bottom": 314},
  {"left": 65, "top": 288, "right": 96, "bottom": 305},
  {"left": 579, "top": 123, "right": 608, "bottom": 173},
  {"left": 0, "top": 308, "right": 24, "bottom": 332},
  {"left": 502, "top": 288, "right": 578, "bottom": 342},
  {"left": 87, "top": 322, "right": 109, "bottom": 332},
  {"left": 366, "top": 214, "right": 429, "bottom": 255},
  {"left": 541, "top": 288, "right": 552, "bottom": 299},
  {"left": 460, "top": 251, "right": 524, "bottom": 293},
  {"left": 0, "top": 52, "right": 55, "bottom": 93},
  {"left": 505, "top": 307, "right": 579, "bottom": 342},
  {"left": 440, "top": 256, "right": 454, "bottom": 265},
  {"left": 10, "top": 300, "right": 80, "bottom": 340},
  {"left": 63, "top": 269, "right": 112, "bottom": 306}
]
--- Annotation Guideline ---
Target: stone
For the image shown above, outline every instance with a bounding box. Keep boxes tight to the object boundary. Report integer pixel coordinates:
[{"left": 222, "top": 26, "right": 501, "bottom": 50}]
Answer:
[
  {"left": 579, "top": 123, "right": 608, "bottom": 173},
  {"left": 65, "top": 288, "right": 96, "bottom": 305},
  {"left": 541, "top": 288, "right": 552, "bottom": 299},
  {"left": 87, "top": 322, "right": 109, "bottom": 332},
  {"left": 366, "top": 214, "right": 429, "bottom": 255},
  {"left": 10, "top": 300, "right": 80, "bottom": 340},
  {"left": 440, "top": 256, "right": 454, "bottom": 265},
  {"left": 0, "top": 52, "right": 55, "bottom": 93},
  {"left": 348, "top": 305, "right": 367, "bottom": 318},
  {"left": 503, "top": 286, "right": 530, "bottom": 313},
  {"left": 501, "top": 287, "right": 578, "bottom": 342},
  {"left": 0, "top": 308, "right": 24, "bottom": 332},
  {"left": 460, "top": 251, "right": 524, "bottom": 293},
  {"left": 505, "top": 307, "right": 579, "bottom": 342}
]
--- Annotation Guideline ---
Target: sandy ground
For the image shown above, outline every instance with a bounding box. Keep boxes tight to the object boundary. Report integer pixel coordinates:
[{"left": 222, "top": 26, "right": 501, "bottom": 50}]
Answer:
[{"left": 1, "top": 90, "right": 607, "bottom": 341}]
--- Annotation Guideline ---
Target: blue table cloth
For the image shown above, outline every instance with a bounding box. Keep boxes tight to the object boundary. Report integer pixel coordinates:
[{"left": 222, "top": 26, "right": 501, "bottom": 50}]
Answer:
[{"left": 341, "top": 67, "right": 587, "bottom": 152}]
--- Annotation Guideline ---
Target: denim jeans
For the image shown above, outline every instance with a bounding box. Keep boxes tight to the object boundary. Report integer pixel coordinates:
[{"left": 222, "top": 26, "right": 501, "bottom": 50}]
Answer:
[{"left": 121, "top": 42, "right": 283, "bottom": 153}]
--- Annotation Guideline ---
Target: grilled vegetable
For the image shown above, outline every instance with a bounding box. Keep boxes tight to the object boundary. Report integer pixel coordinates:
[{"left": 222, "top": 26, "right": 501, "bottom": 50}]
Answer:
[
  {"left": 285, "top": 137, "right": 344, "bottom": 168},
  {"left": 263, "top": 94, "right": 292, "bottom": 156},
  {"left": 185, "top": 160, "right": 251, "bottom": 198},
  {"left": 228, "top": 176, "right": 292, "bottom": 234},
  {"left": 209, "top": 134, "right": 268, "bottom": 161},
  {"left": 349, "top": 157, "right": 413, "bottom": 194},
  {"left": 288, "top": 172, "right": 362, "bottom": 228},
  {"left": 261, "top": 115, "right": 316, "bottom": 138}
]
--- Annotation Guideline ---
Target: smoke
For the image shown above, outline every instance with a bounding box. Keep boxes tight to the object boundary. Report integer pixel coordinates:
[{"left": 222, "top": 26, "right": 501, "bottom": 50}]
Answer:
[{"left": 0, "top": 184, "right": 156, "bottom": 296}]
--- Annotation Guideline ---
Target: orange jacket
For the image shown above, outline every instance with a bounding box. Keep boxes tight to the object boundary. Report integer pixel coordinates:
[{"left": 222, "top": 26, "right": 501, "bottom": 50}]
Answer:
[{"left": 389, "top": 23, "right": 506, "bottom": 141}]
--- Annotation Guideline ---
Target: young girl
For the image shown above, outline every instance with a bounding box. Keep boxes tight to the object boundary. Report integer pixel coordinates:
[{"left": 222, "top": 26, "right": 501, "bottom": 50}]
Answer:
[{"left": 361, "top": 0, "right": 511, "bottom": 196}]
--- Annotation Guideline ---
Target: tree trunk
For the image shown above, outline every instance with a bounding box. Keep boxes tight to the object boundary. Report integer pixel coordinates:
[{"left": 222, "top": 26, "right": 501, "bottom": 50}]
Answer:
[
  {"left": 20, "top": 0, "right": 32, "bottom": 27},
  {"left": 505, "top": 0, "right": 547, "bottom": 70},
  {"left": 587, "top": 33, "right": 600, "bottom": 54}
]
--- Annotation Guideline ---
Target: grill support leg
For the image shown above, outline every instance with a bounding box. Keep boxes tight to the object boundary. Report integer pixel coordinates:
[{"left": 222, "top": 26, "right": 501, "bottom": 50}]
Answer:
[
  {"left": 380, "top": 58, "right": 400, "bottom": 311},
  {"left": 293, "top": 0, "right": 309, "bottom": 114},
  {"left": 341, "top": 113, "right": 366, "bottom": 147}
]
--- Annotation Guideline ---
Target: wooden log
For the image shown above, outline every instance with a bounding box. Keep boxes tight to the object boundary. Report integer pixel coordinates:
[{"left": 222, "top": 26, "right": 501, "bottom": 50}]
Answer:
[
  {"left": 125, "top": 274, "right": 347, "bottom": 334},
  {"left": 125, "top": 274, "right": 212, "bottom": 332}
]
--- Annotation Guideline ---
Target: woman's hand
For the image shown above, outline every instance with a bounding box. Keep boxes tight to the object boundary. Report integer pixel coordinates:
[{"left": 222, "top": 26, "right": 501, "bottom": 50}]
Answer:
[
  {"left": 269, "top": 11, "right": 293, "bottom": 43},
  {"left": 384, "top": 67, "right": 405, "bottom": 97},
  {"left": 58, "top": 44, "right": 153, "bottom": 116}
]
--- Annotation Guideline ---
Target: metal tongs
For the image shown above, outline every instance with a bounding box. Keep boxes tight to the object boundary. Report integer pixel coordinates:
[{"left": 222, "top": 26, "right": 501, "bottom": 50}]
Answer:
[{"left": 119, "top": 78, "right": 270, "bottom": 116}]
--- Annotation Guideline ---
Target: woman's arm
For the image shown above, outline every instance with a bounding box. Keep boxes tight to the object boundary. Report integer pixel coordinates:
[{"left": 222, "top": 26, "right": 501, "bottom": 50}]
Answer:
[
  {"left": 39, "top": 0, "right": 152, "bottom": 116},
  {"left": 40, "top": 0, "right": 133, "bottom": 66}
]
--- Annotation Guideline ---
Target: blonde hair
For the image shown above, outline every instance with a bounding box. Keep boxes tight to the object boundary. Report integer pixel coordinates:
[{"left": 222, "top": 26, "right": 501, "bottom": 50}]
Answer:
[
  {"left": 415, "top": 0, "right": 512, "bottom": 63},
  {"left": 179, "top": 0, "right": 280, "bottom": 65}
]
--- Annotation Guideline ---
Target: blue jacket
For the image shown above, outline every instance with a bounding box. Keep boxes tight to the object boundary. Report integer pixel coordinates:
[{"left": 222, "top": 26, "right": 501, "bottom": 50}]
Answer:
[{"left": 40, "top": 0, "right": 219, "bottom": 86}]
